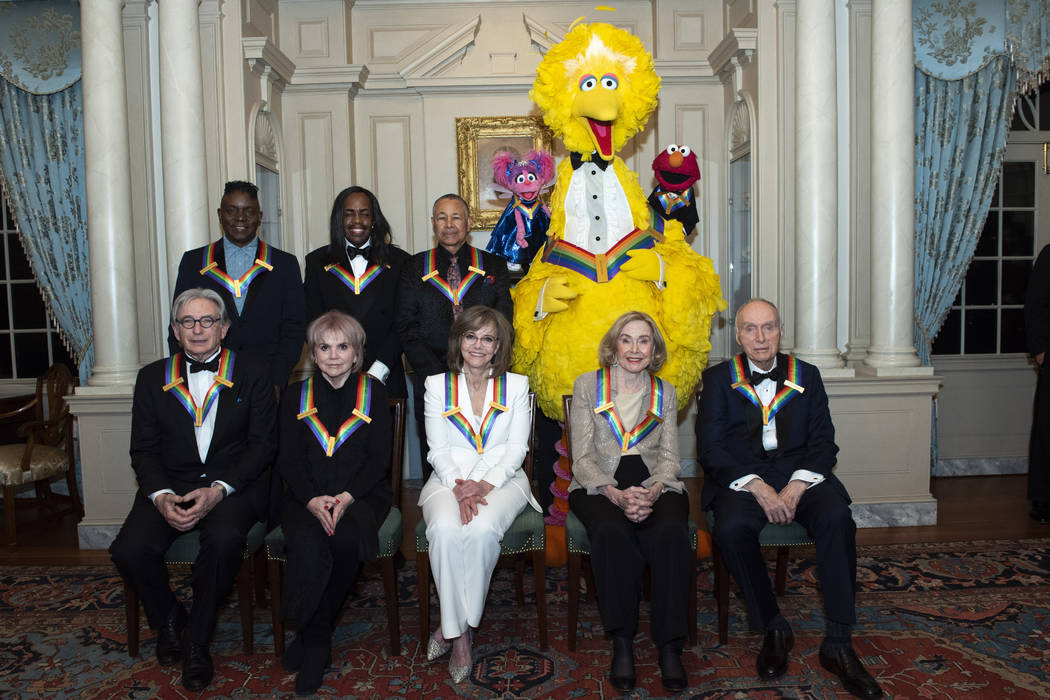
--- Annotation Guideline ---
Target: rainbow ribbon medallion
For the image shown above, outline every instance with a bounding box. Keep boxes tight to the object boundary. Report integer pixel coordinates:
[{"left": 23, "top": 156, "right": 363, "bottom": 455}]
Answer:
[
  {"left": 443, "top": 372, "right": 508, "bottom": 454},
  {"left": 421, "top": 247, "right": 484, "bottom": 304},
  {"left": 543, "top": 228, "right": 658, "bottom": 284},
  {"left": 729, "top": 354, "right": 804, "bottom": 425},
  {"left": 325, "top": 262, "right": 386, "bottom": 295},
  {"left": 297, "top": 374, "right": 373, "bottom": 457},
  {"left": 594, "top": 367, "right": 665, "bottom": 452},
  {"left": 656, "top": 187, "right": 693, "bottom": 216},
  {"left": 163, "top": 350, "right": 236, "bottom": 427},
  {"left": 199, "top": 240, "right": 274, "bottom": 298}
]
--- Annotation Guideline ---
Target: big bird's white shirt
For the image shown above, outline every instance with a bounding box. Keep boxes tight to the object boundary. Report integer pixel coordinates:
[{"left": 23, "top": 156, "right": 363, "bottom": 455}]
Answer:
[{"left": 418, "top": 371, "right": 541, "bottom": 513}]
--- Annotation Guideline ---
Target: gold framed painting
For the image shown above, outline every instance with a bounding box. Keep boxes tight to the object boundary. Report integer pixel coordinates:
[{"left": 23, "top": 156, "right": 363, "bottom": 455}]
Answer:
[{"left": 456, "top": 116, "right": 554, "bottom": 230}]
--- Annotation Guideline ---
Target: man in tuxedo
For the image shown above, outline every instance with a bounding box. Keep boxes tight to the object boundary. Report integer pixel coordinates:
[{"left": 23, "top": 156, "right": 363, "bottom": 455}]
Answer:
[
  {"left": 396, "top": 194, "right": 512, "bottom": 477},
  {"left": 697, "top": 299, "right": 882, "bottom": 699},
  {"left": 169, "top": 180, "right": 305, "bottom": 393},
  {"left": 1025, "top": 244, "right": 1050, "bottom": 524},
  {"left": 111, "top": 288, "right": 276, "bottom": 692}
]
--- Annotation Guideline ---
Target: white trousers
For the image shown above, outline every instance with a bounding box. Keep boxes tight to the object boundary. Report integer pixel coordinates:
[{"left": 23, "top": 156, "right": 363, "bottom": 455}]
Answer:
[{"left": 422, "top": 483, "right": 529, "bottom": 639}]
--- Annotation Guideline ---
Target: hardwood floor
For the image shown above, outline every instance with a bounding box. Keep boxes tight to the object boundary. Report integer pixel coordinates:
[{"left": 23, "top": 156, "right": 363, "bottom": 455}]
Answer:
[{"left": 2, "top": 475, "right": 1047, "bottom": 567}]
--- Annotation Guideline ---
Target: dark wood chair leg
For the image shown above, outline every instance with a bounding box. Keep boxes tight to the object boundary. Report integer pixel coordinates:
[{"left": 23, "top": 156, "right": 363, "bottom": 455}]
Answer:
[
  {"left": 236, "top": 558, "right": 254, "bottom": 654},
  {"left": 418, "top": 553, "right": 431, "bottom": 646},
  {"left": 253, "top": 549, "right": 267, "bottom": 610},
  {"left": 532, "top": 548, "right": 548, "bottom": 649},
  {"left": 688, "top": 556, "right": 697, "bottom": 646},
  {"left": 567, "top": 550, "right": 581, "bottom": 652},
  {"left": 268, "top": 558, "right": 284, "bottom": 657},
  {"left": 774, "top": 546, "right": 789, "bottom": 595},
  {"left": 4, "top": 484, "right": 16, "bottom": 548},
  {"left": 583, "top": 556, "right": 597, "bottom": 603},
  {"left": 124, "top": 581, "right": 140, "bottom": 657},
  {"left": 713, "top": 544, "right": 729, "bottom": 645},
  {"left": 382, "top": 555, "right": 401, "bottom": 655}
]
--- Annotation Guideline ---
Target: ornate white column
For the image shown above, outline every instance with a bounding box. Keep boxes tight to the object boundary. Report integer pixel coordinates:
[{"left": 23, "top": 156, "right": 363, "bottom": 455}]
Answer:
[
  {"left": 80, "top": 0, "right": 140, "bottom": 386},
  {"left": 863, "top": 0, "right": 923, "bottom": 372},
  {"left": 793, "top": 0, "right": 843, "bottom": 368},
  {"left": 159, "top": 0, "right": 211, "bottom": 296}
]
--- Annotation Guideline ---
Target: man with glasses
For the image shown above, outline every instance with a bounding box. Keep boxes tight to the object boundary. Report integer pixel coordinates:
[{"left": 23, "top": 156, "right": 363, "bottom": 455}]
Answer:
[
  {"left": 169, "top": 180, "right": 305, "bottom": 394},
  {"left": 696, "top": 299, "right": 883, "bottom": 699},
  {"left": 111, "top": 288, "right": 276, "bottom": 692},
  {"left": 396, "top": 194, "right": 512, "bottom": 477}
]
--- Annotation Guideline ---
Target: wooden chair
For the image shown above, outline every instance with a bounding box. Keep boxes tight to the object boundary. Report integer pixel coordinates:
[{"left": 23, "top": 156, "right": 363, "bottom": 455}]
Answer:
[
  {"left": 415, "top": 392, "right": 548, "bottom": 650},
  {"left": 562, "top": 394, "right": 699, "bottom": 651},
  {"left": 0, "top": 363, "right": 82, "bottom": 547},
  {"left": 265, "top": 397, "right": 407, "bottom": 656}
]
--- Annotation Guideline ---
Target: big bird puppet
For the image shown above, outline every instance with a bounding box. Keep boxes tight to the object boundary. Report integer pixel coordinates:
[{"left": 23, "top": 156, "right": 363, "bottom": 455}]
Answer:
[{"left": 511, "top": 22, "right": 726, "bottom": 422}]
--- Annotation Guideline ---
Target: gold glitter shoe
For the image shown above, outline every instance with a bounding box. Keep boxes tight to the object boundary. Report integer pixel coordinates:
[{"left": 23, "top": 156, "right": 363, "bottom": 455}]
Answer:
[
  {"left": 448, "top": 654, "right": 471, "bottom": 684},
  {"left": 426, "top": 634, "right": 452, "bottom": 662}
]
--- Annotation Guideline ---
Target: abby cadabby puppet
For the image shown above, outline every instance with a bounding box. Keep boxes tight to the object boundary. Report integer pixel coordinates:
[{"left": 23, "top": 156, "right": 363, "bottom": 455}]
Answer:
[{"left": 485, "top": 149, "right": 555, "bottom": 272}]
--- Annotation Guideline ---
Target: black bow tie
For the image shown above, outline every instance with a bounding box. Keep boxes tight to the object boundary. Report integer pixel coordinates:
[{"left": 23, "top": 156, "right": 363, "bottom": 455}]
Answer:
[
  {"left": 346, "top": 245, "right": 368, "bottom": 260},
  {"left": 750, "top": 368, "right": 779, "bottom": 385},
  {"left": 189, "top": 358, "right": 220, "bottom": 374},
  {"left": 570, "top": 152, "right": 610, "bottom": 171}
]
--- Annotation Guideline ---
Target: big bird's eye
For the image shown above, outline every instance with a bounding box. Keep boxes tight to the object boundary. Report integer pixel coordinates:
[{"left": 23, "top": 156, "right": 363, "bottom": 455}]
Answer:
[
  {"left": 579, "top": 74, "right": 597, "bottom": 91},
  {"left": 601, "top": 74, "right": 619, "bottom": 89},
  {"left": 666, "top": 144, "right": 680, "bottom": 153},
  {"left": 515, "top": 174, "right": 528, "bottom": 184},
  {"left": 526, "top": 173, "right": 537, "bottom": 182},
  {"left": 680, "top": 146, "right": 692, "bottom": 156}
]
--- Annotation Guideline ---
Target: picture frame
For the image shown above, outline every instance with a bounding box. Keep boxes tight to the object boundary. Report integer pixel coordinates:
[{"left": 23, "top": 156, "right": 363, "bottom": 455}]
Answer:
[{"left": 455, "top": 116, "right": 554, "bottom": 230}]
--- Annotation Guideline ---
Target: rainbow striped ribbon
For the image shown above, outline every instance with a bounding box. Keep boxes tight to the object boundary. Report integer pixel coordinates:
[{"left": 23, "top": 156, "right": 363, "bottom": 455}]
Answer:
[
  {"left": 656, "top": 187, "right": 693, "bottom": 215},
  {"left": 729, "top": 354, "right": 805, "bottom": 425},
  {"left": 199, "top": 240, "right": 273, "bottom": 298},
  {"left": 441, "top": 372, "right": 508, "bottom": 454},
  {"left": 542, "top": 228, "right": 657, "bottom": 284},
  {"left": 162, "top": 350, "right": 236, "bottom": 427},
  {"left": 593, "top": 367, "right": 665, "bottom": 452},
  {"left": 324, "top": 262, "right": 386, "bottom": 295},
  {"left": 421, "top": 247, "right": 484, "bottom": 305},
  {"left": 296, "top": 374, "right": 373, "bottom": 457}
]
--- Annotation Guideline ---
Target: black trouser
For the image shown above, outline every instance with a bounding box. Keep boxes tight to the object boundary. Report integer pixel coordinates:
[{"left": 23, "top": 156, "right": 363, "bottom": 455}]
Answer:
[
  {"left": 711, "top": 481, "right": 857, "bottom": 631},
  {"left": 568, "top": 456, "right": 691, "bottom": 646},
  {"left": 1029, "top": 363, "right": 1050, "bottom": 503},
  {"left": 110, "top": 489, "right": 258, "bottom": 645}
]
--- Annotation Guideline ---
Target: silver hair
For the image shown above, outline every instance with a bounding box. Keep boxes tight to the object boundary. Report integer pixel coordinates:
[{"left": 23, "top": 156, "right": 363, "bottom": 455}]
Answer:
[{"left": 170, "top": 287, "right": 229, "bottom": 326}]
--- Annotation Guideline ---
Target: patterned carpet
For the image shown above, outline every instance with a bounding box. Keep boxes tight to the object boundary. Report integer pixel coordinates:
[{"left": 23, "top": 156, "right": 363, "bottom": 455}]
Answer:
[{"left": 2, "top": 538, "right": 1049, "bottom": 699}]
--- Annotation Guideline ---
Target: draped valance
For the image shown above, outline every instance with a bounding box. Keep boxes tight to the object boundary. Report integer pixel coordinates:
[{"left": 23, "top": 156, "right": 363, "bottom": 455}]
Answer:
[{"left": 0, "top": 0, "right": 81, "bottom": 95}]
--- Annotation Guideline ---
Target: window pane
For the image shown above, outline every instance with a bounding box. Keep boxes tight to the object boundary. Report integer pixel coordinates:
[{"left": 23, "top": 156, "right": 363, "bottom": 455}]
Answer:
[
  {"left": 964, "top": 260, "right": 998, "bottom": 305},
  {"left": 964, "top": 309, "right": 997, "bottom": 353},
  {"left": 0, "top": 235, "right": 6, "bottom": 282},
  {"left": 50, "top": 332, "right": 77, "bottom": 377},
  {"left": 1001, "top": 308, "right": 1026, "bottom": 353},
  {"left": 1002, "top": 211, "right": 1034, "bottom": 256},
  {"left": 0, "top": 286, "right": 7, "bottom": 328},
  {"left": 1002, "top": 260, "right": 1031, "bottom": 305},
  {"left": 13, "top": 333, "right": 49, "bottom": 378},
  {"left": 951, "top": 287, "right": 962, "bottom": 307},
  {"left": 11, "top": 283, "right": 47, "bottom": 328},
  {"left": 975, "top": 214, "right": 999, "bottom": 256},
  {"left": 1001, "top": 162, "right": 1034, "bottom": 207},
  {"left": 7, "top": 236, "right": 32, "bottom": 280},
  {"left": 0, "top": 334, "right": 11, "bottom": 379},
  {"left": 932, "top": 309, "right": 961, "bottom": 355}
]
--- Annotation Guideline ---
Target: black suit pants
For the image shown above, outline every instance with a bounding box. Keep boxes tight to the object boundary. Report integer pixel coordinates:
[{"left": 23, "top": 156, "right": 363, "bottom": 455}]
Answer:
[
  {"left": 711, "top": 480, "right": 857, "bottom": 631},
  {"left": 1029, "top": 363, "right": 1050, "bottom": 503},
  {"left": 568, "top": 456, "right": 691, "bottom": 645},
  {"left": 110, "top": 490, "right": 258, "bottom": 644}
]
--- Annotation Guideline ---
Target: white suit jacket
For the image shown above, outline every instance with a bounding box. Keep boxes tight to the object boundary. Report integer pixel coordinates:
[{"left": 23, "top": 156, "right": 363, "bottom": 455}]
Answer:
[{"left": 418, "top": 371, "right": 541, "bottom": 512}]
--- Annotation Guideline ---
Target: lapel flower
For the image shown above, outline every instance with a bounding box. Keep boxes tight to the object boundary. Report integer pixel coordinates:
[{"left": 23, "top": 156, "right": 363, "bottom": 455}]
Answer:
[{"left": 485, "top": 275, "right": 495, "bottom": 285}]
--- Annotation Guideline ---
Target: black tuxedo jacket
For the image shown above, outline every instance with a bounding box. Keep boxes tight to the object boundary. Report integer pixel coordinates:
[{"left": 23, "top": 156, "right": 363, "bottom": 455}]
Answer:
[
  {"left": 168, "top": 238, "right": 306, "bottom": 389},
  {"left": 129, "top": 351, "right": 277, "bottom": 498},
  {"left": 303, "top": 245, "right": 410, "bottom": 398},
  {"left": 395, "top": 245, "right": 512, "bottom": 378},
  {"left": 697, "top": 352, "right": 845, "bottom": 509}
]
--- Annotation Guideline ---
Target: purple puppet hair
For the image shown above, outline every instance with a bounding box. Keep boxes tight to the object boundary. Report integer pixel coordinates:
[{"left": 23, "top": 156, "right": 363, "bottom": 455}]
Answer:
[{"left": 492, "top": 149, "right": 556, "bottom": 189}]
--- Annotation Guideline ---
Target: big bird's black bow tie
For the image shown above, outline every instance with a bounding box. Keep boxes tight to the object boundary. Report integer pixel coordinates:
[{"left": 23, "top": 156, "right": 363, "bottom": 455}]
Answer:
[{"left": 570, "top": 152, "right": 610, "bottom": 171}]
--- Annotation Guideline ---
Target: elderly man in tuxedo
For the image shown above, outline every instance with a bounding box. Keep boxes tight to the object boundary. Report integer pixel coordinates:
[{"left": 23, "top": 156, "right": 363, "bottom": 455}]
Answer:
[
  {"left": 111, "top": 288, "right": 276, "bottom": 692},
  {"left": 697, "top": 299, "right": 882, "bottom": 699},
  {"left": 396, "top": 193, "right": 512, "bottom": 477}
]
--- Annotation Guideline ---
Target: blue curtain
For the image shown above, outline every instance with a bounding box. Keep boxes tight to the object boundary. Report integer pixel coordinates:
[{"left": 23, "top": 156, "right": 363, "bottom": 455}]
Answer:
[
  {"left": 913, "top": 56, "right": 1016, "bottom": 364},
  {"left": 0, "top": 78, "right": 94, "bottom": 380}
]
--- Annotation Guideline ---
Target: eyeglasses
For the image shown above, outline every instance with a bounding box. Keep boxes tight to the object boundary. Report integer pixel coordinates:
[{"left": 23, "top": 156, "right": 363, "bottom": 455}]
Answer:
[
  {"left": 176, "top": 316, "right": 221, "bottom": 329},
  {"left": 463, "top": 332, "right": 497, "bottom": 347}
]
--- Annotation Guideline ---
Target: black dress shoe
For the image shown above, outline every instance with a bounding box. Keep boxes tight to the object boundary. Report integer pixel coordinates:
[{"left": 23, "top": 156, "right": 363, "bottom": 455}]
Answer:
[
  {"left": 609, "top": 635, "right": 635, "bottom": 691},
  {"left": 756, "top": 628, "right": 794, "bottom": 680},
  {"left": 658, "top": 642, "right": 687, "bottom": 692},
  {"left": 295, "top": 644, "right": 331, "bottom": 696},
  {"left": 282, "top": 635, "right": 304, "bottom": 672},
  {"left": 1030, "top": 501, "right": 1050, "bottom": 524},
  {"left": 181, "top": 635, "right": 214, "bottom": 692},
  {"left": 819, "top": 646, "right": 884, "bottom": 699},
  {"left": 155, "top": 603, "right": 186, "bottom": 667}
]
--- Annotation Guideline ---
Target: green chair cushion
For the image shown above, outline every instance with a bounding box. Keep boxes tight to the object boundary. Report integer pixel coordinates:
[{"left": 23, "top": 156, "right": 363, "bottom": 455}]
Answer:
[
  {"left": 266, "top": 507, "right": 402, "bottom": 562},
  {"left": 415, "top": 508, "right": 545, "bottom": 555},
  {"left": 567, "top": 510, "right": 699, "bottom": 553},
  {"left": 705, "top": 511, "right": 813, "bottom": 547},
  {"left": 165, "top": 520, "right": 266, "bottom": 564}
]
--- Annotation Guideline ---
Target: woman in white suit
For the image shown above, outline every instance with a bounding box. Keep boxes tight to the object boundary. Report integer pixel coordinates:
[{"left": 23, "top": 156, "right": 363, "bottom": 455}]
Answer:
[{"left": 418, "top": 305, "right": 541, "bottom": 683}]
